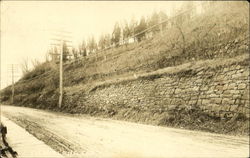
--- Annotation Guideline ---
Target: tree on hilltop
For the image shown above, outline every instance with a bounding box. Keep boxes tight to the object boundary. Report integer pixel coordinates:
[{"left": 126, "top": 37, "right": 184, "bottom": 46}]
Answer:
[
  {"left": 104, "top": 33, "right": 111, "bottom": 49},
  {"left": 159, "top": 11, "right": 168, "bottom": 30},
  {"left": 122, "top": 20, "right": 131, "bottom": 44},
  {"left": 129, "top": 16, "right": 138, "bottom": 41},
  {"left": 62, "top": 41, "right": 70, "bottom": 62},
  {"left": 111, "top": 22, "right": 121, "bottom": 47},
  {"left": 98, "top": 34, "right": 106, "bottom": 50},
  {"left": 135, "top": 16, "right": 147, "bottom": 42},
  {"left": 72, "top": 47, "right": 78, "bottom": 59},
  {"left": 79, "top": 39, "right": 87, "bottom": 57},
  {"left": 87, "top": 36, "right": 97, "bottom": 54},
  {"left": 149, "top": 11, "right": 160, "bottom": 34}
]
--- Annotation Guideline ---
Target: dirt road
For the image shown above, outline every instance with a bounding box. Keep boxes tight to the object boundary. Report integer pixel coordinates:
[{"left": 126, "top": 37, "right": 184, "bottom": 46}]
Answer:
[{"left": 1, "top": 105, "right": 249, "bottom": 157}]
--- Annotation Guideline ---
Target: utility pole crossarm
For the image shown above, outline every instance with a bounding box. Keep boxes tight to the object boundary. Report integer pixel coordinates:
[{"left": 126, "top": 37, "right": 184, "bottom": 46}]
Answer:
[
  {"left": 50, "top": 43, "right": 73, "bottom": 48},
  {"left": 50, "top": 38, "right": 72, "bottom": 43}
]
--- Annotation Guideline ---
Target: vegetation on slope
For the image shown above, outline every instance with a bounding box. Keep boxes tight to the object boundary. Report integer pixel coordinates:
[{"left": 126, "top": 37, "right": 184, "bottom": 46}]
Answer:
[
  {"left": 1, "top": 1, "right": 249, "bottom": 109},
  {"left": 0, "top": 2, "right": 249, "bottom": 135}
]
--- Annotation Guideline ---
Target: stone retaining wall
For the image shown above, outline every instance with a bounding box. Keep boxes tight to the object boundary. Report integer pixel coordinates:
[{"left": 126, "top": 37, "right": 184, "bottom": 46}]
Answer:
[{"left": 66, "top": 61, "right": 249, "bottom": 119}]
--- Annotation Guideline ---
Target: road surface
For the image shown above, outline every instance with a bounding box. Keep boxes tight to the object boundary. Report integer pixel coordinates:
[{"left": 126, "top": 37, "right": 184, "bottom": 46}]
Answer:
[{"left": 1, "top": 105, "right": 249, "bottom": 157}]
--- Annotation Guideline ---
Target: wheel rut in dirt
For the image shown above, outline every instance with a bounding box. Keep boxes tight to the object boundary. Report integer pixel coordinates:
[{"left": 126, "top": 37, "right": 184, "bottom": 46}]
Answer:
[{"left": 3, "top": 113, "right": 85, "bottom": 156}]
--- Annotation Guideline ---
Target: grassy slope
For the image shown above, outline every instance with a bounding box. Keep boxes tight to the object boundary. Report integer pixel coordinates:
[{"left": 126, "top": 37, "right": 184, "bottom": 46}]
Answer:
[
  {"left": 1, "top": 3, "right": 249, "bottom": 135},
  {"left": 63, "top": 4, "right": 249, "bottom": 87}
]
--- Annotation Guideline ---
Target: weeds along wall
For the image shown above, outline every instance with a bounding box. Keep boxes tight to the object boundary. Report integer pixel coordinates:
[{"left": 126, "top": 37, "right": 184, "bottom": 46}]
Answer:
[{"left": 64, "top": 58, "right": 249, "bottom": 120}]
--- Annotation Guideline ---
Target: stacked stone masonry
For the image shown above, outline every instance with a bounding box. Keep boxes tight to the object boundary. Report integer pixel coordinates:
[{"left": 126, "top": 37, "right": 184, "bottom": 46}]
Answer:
[{"left": 70, "top": 63, "right": 249, "bottom": 118}]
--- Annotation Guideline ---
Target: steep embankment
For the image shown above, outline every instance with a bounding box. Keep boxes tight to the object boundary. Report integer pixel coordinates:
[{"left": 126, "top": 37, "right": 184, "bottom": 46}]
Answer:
[
  {"left": 1, "top": 4, "right": 249, "bottom": 135},
  {"left": 62, "top": 54, "right": 249, "bottom": 135}
]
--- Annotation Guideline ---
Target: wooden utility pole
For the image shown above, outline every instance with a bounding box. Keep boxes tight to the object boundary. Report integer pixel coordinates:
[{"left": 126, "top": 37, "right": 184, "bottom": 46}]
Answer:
[
  {"left": 6, "top": 64, "right": 19, "bottom": 104},
  {"left": 11, "top": 64, "right": 14, "bottom": 104},
  {"left": 50, "top": 31, "right": 72, "bottom": 108},
  {"left": 59, "top": 40, "right": 63, "bottom": 108}
]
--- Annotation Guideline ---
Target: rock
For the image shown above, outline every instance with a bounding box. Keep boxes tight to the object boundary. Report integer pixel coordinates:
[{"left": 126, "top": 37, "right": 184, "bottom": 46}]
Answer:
[
  {"left": 238, "top": 83, "right": 246, "bottom": 90},
  {"left": 209, "top": 93, "right": 219, "bottom": 98},
  {"left": 232, "top": 73, "right": 245, "bottom": 79},
  {"left": 202, "top": 99, "right": 210, "bottom": 105},
  {"left": 229, "top": 105, "right": 238, "bottom": 111},
  {"left": 222, "top": 98, "right": 235, "bottom": 105},
  {"left": 211, "top": 98, "right": 222, "bottom": 104},
  {"left": 227, "top": 83, "right": 237, "bottom": 90}
]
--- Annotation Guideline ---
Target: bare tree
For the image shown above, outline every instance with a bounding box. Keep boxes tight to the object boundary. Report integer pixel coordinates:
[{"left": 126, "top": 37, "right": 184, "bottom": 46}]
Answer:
[
  {"left": 21, "top": 58, "right": 29, "bottom": 75},
  {"left": 111, "top": 22, "right": 121, "bottom": 47},
  {"left": 79, "top": 39, "right": 87, "bottom": 57},
  {"left": 31, "top": 59, "right": 41, "bottom": 68},
  {"left": 98, "top": 34, "right": 106, "bottom": 50},
  {"left": 45, "top": 50, "right": 50, "bottom": 62},
  {"left": 87, "top": 36, "right": 97, "bottom": 54},
  {"left": 72, "top": 47, "right": 78, "bottom": 59},
  {"left": 104, "top": 34, "right": 111, "bottom": 48}
]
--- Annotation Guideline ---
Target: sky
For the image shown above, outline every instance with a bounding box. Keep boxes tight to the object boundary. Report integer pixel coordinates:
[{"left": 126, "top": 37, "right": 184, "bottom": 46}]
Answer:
[{"left": 0, "top": 1, "right": 188, "bottom": 89}]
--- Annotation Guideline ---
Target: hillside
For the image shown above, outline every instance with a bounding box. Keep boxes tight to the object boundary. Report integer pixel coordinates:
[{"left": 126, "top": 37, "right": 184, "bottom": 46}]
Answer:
[{"left": 1, "top": 3, "right": 249, "bottom": 135}]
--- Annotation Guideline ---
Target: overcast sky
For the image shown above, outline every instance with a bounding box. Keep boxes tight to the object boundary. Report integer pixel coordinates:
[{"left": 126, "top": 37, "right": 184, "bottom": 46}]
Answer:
[{"left": 0, "top": 1, "right": 190, "bottom": 89}]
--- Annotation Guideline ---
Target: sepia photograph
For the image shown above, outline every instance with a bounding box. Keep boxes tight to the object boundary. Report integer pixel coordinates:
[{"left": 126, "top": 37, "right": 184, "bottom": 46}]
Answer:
[{"left": 0, "top": 1, "right": 249, "bottom": 157}]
